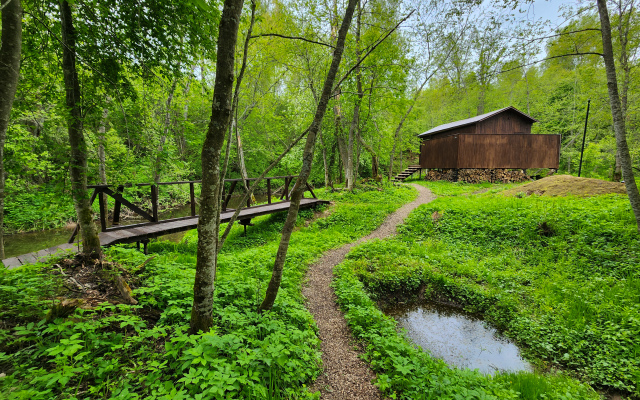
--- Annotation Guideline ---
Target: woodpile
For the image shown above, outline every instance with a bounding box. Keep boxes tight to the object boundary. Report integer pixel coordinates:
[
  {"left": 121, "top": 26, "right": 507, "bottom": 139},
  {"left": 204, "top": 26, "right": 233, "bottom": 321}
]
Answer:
[{"left": 424, "top": 168, "right": 530, "bottom": 183}]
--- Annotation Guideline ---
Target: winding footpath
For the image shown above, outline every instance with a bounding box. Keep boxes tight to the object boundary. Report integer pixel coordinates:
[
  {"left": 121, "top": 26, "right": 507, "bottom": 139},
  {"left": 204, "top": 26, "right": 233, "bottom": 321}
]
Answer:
[{"left": 303, "top": 184, "right": 436, "bottom": 399}]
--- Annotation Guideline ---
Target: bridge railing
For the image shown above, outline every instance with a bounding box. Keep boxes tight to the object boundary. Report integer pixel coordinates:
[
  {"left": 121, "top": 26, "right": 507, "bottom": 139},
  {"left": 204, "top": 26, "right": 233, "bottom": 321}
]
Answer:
[{"left": 69, "top": 175, "right": 317, "bottom": 243}]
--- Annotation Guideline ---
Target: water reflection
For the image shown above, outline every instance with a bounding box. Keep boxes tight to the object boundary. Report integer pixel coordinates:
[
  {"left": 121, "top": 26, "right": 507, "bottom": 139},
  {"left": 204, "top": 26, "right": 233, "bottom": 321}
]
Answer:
[{"left": 385, "top": 302, "right": 531, "bottom": 374}]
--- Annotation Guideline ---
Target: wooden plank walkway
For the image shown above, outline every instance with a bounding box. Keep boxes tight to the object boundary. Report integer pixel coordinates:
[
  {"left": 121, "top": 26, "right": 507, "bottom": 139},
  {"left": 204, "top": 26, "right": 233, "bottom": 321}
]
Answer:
[{"left": 2, "top": 198, "right": 328, "bottom": 270}]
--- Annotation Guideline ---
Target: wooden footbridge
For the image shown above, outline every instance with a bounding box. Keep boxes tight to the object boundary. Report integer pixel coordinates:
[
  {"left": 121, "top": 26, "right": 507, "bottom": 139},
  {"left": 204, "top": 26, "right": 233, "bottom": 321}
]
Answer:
[{"left": 3, "top": 175, "right": 328, "bottom": 269}]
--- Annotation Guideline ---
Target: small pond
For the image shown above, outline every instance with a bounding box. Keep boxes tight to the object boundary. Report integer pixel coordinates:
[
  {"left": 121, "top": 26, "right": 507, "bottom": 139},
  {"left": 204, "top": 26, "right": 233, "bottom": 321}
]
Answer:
[
  {"left": 385, "top": 302, "right": 532, "bottom": 374},
  {"left": 4, "top": 194, "right": 267, "bottom": 259}
]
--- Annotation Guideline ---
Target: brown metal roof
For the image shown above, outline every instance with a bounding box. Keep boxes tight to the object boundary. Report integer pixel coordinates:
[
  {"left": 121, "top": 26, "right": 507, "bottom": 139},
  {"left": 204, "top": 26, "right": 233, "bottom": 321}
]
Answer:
[{"left": 417, "top": 106, "right": 538, "bottom": 138}]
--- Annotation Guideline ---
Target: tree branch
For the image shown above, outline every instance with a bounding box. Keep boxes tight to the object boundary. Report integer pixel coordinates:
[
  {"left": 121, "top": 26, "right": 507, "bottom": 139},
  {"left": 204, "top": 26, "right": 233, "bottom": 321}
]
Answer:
[
  {"left": 250, "top": 33, "right": 334, "bottom": 48},
  {"left": 517, "top": 28, "right": 601, "bottom": 44},
  {"left": 0, "top": 0, "right": 14, "bottom": 10},
  {"left": 218, "top": 128, "right": 310, "bottom": 250},
  {"left": 496, "top": 52, "right": 603, "bottom": 76},
  {"left": 332, "top": 10, "right": 414, "bottom": 93}
]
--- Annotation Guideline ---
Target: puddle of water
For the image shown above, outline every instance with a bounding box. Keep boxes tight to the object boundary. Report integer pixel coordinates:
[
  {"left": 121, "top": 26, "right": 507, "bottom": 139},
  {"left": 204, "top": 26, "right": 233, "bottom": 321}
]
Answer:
[
  {"left": 385, "top": 302, "right": 532, "bottom": 374},
  {"left": 4, "top": 194, "right": 268, "bottom": 258}
]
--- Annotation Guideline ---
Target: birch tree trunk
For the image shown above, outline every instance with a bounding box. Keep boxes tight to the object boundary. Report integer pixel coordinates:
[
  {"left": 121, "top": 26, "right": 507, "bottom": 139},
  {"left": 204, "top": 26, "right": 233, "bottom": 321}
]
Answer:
[
  {"left": 0, "top": 0, "right": 22, "bottom": 259},
  {"left": 190, "top": 0, "right": 245, "bottom": 334},
  {"left": 59, "top": 0, "right": 101, "bottom": 257},
  {"left": 259, "top": 0, "right": 358, "bottom": 312},
  {"left": 597, "top": 0, "right": 640, "bottom": 232}
]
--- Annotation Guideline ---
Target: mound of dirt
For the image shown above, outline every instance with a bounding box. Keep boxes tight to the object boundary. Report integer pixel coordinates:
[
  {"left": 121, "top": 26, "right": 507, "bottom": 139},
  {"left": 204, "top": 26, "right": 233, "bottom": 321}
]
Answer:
[{"left": 502, "top": 175, "right": 627, "bottom": 197}]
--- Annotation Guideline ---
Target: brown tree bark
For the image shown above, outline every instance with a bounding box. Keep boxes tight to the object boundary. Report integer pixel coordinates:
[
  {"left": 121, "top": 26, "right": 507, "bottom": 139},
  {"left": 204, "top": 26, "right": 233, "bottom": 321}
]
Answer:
[
  {"left": 613, "top": 0, "right": 634, "bottom": 182},
  {"left": 231, "top": 0, "right": 256, "bottom": 192},
  {"left": 259, "top": 0, "right": 358, "bottom": 312},
  {"left": 190, "top": 0, "right": 245, "bottom": 334},
  {"left": 97, "top": 108, "right": 108, "bottom": 219},
  {"left": 0, "top": 0, "right": 22, "bottom": 259},
  {"left": 597, "top": 0, "right": 640, "bottom": 232},
  {"left": 59, "top": 0, "right": 101, "bottom": 257},
  {"left": 346, "top": 0, "right": 363, "bottom": 190}
]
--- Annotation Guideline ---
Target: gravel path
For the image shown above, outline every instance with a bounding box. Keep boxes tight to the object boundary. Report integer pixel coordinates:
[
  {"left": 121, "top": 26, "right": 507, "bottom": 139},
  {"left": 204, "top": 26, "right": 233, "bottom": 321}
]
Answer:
[{"left": 303, "top": 184, "right": 436, "bottom": 399}]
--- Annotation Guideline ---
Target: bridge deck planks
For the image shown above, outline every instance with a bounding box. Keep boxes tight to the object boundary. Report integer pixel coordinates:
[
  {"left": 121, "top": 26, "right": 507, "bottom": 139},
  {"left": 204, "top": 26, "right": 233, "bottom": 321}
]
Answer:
[{"left": 3, "top": 198, "right": 329, "bottom": 269}]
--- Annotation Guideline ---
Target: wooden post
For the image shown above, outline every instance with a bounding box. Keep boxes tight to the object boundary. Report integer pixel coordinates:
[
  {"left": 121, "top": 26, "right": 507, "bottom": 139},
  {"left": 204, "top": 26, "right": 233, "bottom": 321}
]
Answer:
[
  {"left": 267, "top": 179, "right": 271, "bottom": 204},
  {"left": 578, "top": 99, "right": 591, "bottom": 177},
  {"left": 151, "top": 185, "right": 158, "bottom": 222},
  {"left": 113, "top": 185, "right": 124, "bottom": 225},
  {"left": 306, "top": 183, "right": 317, "bottom": 199},
  {"left": 97, "top": 190, "right": 107, "bottom": 232},
  {"left": 190, "top": 182, "right": 196, "bottom": 216},
  {"left": 282, "top": 177, "right": 290, "bottom": 200},
  {"left": 222, "top": 181, "right": 237, "bottom": 211}
]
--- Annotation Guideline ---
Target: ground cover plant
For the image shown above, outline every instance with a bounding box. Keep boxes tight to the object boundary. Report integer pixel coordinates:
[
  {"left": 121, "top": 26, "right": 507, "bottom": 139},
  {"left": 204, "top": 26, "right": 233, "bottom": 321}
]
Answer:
[
  {"left": 334, "top": 181, "right": 637, "bottom": 399},
  {"left": 0, "top": 183, "right": 416, "bottom": 399}
]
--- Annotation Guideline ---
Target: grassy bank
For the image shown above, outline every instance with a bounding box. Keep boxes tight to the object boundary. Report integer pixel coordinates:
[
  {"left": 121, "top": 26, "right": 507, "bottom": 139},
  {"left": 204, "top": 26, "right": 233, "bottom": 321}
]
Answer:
[
  {"left": 334, "top": 181, "right": 637, "bottom": 399},
  {"left": 0, "top": 183, "right": 416, "bottom": 399}
]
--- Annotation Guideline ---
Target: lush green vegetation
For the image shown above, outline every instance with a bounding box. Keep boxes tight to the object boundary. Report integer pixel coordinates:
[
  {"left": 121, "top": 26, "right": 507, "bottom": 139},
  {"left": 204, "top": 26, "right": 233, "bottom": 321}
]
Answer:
[
  {"left": 334, "top": 182, "right": 639, "bottom": 399},
  {"left": 6, "top": 1, "right": 640, "bottom": 234},
  {"left": 0, "top": 184, "right": 415, "bottom": 399}
]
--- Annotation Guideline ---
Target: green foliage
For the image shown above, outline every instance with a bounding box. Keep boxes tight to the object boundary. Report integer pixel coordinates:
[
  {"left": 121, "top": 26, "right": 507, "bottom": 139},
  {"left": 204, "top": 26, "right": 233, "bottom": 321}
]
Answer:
[
  {"left": 0, "top": 185, "right": 415, "bottom": 399},
  {"left": 333, "top": 182, "right": 638, "bottom": 398}
]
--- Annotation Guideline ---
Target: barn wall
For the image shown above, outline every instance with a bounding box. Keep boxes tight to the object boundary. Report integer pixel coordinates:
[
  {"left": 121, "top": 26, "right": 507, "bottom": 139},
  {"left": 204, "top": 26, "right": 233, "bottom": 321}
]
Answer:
[
  {"left": 420, "top": 135, "right": 459, "bottom": 168},
  {"left": 457, "top": 134, "right": 559, "bottom": 168},
  {"left": 475, "top": 110, "right": 532, "bottom": 134},
  {"left": 420, "top": 134, "right": 560, "bottom": 169}
]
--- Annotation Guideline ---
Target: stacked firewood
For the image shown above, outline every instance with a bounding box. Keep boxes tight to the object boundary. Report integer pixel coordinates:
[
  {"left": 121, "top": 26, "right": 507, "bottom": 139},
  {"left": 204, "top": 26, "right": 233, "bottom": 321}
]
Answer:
[
  {"left": 425, "top": 168, "right": 530, "bottom": 183},
  {"left": 425, "top": 169, "right": 458, "bottom": 181}
]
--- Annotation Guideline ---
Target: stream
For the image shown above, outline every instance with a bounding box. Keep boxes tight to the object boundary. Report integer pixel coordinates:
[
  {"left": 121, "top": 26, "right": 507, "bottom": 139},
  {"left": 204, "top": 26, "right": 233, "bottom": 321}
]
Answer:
[
  {"left": 4, "top": 194, "right": 267, "bottom": 259},
  {"left": 385, "top": 302, "right": 532, "bottom": 375}
]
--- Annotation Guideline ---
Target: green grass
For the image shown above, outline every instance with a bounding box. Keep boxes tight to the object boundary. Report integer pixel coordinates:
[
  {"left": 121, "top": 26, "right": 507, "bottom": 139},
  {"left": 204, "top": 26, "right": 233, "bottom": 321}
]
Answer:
[
  {"left": 0, "top": 183, "right": 416, "bottom": 399},
  {"left": 334, "top": 182, "right": 638, "bottom": 399}
]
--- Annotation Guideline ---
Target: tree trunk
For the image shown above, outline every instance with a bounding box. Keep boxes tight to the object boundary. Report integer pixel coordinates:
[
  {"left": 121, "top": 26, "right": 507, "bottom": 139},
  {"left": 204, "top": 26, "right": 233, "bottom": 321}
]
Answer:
[
  {"left": 358, "top": 134, "right": 378, "bottom": 179},
  {"left": 346, "top": 0, "right": 363, "bottom": 190},
  {"left": 614, "top": 0, "right": 633, "bottom": 182},
  {"left": 597, "top": 0, "right": 640, "bottom": 232},
  {"left": 153, "top": 77, "right": 178, "bottom": 184},
  {"left": 59, "top": 0, "right": 101, "bottom": 257},
  {"left": 0, "top": 0, "right": 22, "bottom": 259},
  {"left": 190, "top": 0, "right": 245, "bottom": 334},
  {"left": 336, "top": 132, "right": 347, "bottom": 183},
  {"left": 259, "top": 0, "right": 358, "bottom": 312},
  {"left": 476, "top": 86, "right": 486, "bottom": 115},
  {"left": 319, "top": 129, "right": 331, "bottom": 187},
  {"left": 388, "top": 75, "right": 429, "bottom": 180},
  {"left": 231, "top": 0, "right": 256, "bottom": 192},
  {"left": 177, "top": 69, "right": 195, "bottom": 159},
  {"left": 98, "top": 108, "right": 108, "bottom": 219}
]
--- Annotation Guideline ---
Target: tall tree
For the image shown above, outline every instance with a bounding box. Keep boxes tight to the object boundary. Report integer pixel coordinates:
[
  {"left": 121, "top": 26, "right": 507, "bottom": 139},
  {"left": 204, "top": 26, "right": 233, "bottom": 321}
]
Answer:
[
  {"left": 259, "top": 0, "right": 358, "bottom": 312},
  {"left": 190, "top": 0, "right": 245, "bottom": 334},
  {"left": 0, "top": 0, "right": 22, "bottom": 259},
  {"left": 597, "top": 0, "right": 640, "bottom": 232},
  {"left": 59, "top": 0, "right": 102, "bottom": 257}
]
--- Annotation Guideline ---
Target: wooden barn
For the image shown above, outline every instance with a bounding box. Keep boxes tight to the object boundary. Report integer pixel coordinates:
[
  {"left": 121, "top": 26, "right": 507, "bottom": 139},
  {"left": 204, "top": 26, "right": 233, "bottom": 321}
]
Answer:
[{"left": 418, "top": 106, "right": 560, "bottom": 170}]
